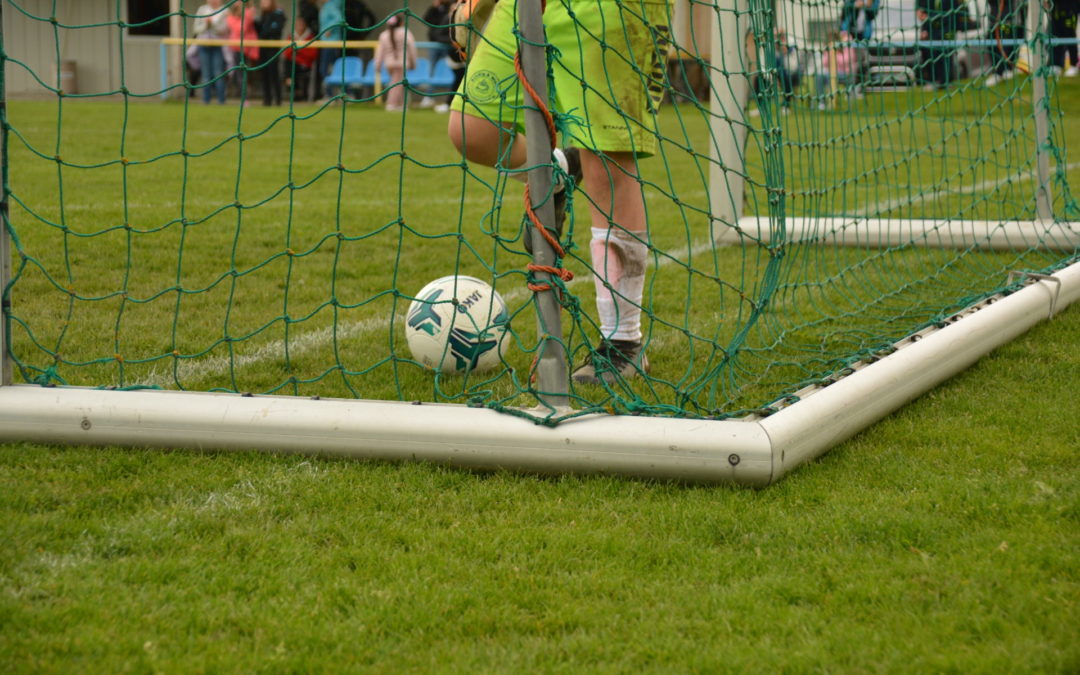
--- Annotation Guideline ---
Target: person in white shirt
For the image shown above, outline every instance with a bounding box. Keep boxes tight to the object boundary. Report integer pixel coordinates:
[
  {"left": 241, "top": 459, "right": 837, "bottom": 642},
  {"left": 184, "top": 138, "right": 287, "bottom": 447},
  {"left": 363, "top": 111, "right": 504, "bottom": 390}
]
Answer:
[{"left": 193, "top": 0, "right": 230, "bottom": 103}]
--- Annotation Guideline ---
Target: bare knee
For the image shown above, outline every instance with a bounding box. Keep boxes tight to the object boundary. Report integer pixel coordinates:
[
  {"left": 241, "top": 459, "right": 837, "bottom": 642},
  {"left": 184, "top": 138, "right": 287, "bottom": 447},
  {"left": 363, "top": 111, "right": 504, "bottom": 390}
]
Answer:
[
  {"left": 447, "top": 111, "right": 521, "bottom": 168},
  {"left": 447, "top": 110, "right": 493, "bottom": 164}
]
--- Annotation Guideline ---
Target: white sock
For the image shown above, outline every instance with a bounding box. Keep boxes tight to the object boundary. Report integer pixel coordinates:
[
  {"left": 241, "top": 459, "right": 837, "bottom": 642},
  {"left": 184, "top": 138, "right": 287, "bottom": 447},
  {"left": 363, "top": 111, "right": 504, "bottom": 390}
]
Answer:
[
  {"left": 590, "top": 227, "right": 648, "bottom": 343},
  {"left": 552, "top": 147, "right": 570, "bottom": 180}
]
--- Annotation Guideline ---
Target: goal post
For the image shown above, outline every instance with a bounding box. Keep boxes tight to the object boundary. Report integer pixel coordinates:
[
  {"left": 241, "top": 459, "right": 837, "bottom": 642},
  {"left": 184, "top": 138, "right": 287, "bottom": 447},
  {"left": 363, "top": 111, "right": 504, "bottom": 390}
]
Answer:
[
  {"left": 708, "top": 0, "right": 752, "bottom": 231},
  {"left": 518, "top": 0, "right": 569, "bottom": 409},
  {"left": 1, "top": 0, "right": 11, "bottom": 388},
  {"left": 1027, "top": 0, "right": 1054, "bottom": 221}
]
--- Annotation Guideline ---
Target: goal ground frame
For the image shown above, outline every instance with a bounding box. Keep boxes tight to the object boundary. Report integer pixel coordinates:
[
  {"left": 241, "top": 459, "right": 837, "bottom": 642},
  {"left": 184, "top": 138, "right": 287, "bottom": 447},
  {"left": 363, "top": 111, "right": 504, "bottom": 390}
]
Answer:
[
  {"left": 0, "top": 0, "right": 1077, "bottom": 486},
  {"left": 1, "top": 259, "right": 1075, "bottom": 486}
]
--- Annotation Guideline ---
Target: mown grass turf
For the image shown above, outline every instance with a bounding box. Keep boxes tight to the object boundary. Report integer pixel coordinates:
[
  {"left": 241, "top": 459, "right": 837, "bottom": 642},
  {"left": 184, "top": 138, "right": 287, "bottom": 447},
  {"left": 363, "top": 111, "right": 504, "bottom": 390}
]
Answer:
[{"left": 2, "top": 49, "right": 1078, "bottom": 672}]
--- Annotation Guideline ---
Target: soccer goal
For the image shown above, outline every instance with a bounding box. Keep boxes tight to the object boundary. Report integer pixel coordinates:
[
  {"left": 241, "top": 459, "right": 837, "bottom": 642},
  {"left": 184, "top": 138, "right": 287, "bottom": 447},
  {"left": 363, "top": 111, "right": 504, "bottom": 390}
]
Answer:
[{"left": 0, "top": 0, "right": 1076, "bottom": 485}]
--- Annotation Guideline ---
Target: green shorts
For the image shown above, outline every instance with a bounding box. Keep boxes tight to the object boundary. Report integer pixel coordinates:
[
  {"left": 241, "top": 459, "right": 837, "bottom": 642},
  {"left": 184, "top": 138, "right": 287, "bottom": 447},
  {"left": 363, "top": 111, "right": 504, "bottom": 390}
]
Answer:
[{"left": 451, "top": 0, "right": 671, "bottom": 157}]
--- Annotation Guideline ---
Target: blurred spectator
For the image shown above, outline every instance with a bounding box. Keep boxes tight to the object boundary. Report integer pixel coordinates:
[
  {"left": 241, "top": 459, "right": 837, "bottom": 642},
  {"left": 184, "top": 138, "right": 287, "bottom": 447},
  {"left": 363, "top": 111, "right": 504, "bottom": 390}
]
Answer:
[
  {"left": 421, "top": 0, "right": 460, "bottom": 109},
  {"left": 226, "top": 0, "right": 259, "bottom": 101},
  {"left": 373, "top": 14, "right": 417, "bottom": 111},
  {"left": 984, "top": 0, "right": 1024, "bottom": 86},
  {"left": 839, "top": 0, "right": 879, "bottom": 41},
  {"left": 424, "top": 0, "right": 454, "bottom": 66},
  {"left": 317, "top": 0, "right": 346, "bottom": 96},
  {"left": 917, "top": 0, "right": 968, "bottom": 90},
  {"left": 284, "top": 14, "right": 318, "bottom": 101},
  {"left": 256, "top": 0, "right": 287, "bottom": 106},
  {"left": 297, "top": 0, "right": 320, "bottom": 35},
  {"left": 1050, "top": 0, "right": 1079, "bottom": 76},
  {"left": 193, "top": 0, "right": 229, "bottom": 104},
  {"left": 815, "top": 30, "right": 857, "bottom": 108},
  {"left": 839, "top": 0, "right": 876, "bottom": 94},
  {"left": 774, "top": 28, "right": 801, "bottom": 109},
  {"left": 345, "top": 0, "right": 377, "bottom": 42}
]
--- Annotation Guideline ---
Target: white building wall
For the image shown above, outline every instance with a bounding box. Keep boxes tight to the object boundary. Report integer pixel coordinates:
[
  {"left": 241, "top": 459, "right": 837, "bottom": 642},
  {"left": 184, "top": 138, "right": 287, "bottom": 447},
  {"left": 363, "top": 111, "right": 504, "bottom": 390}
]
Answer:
[
  {"left": 4, "top": 0, "right": 119, "bottom": 97},
  {"left": 2, "top": 0, "right": 208, "bottom": 98}
]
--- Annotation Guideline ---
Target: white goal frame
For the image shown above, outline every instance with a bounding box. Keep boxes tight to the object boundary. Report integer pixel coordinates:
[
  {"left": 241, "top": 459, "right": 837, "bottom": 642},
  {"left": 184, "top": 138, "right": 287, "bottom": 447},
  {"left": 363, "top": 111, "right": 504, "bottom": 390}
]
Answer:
[
  {"left": 0, "top": 0, "right": 1076, "bottom": 486},
  {"left": 1, "top": 260, "right": 1076, "bottom": 486}
]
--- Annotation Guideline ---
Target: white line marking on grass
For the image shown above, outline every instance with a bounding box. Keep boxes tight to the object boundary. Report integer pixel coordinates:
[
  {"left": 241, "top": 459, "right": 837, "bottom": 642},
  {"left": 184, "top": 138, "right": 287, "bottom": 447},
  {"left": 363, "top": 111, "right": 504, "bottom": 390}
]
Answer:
[
  {"left": 141, "top": 315, "right": 387, "bottom": 388},
  {"left": 853, "top": 162, "right": 1080, "bottom": 217}
]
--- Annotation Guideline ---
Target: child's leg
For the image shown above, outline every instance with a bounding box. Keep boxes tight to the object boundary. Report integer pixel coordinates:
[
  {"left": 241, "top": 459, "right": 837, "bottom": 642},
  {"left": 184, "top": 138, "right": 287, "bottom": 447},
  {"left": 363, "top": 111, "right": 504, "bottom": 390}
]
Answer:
[
  {"left": 447, "top": 0, "right": 657, "bottom": 382},
  {"left": 581, "top": 150, "right": 647, "bottom": 344},
  {"left": 385, "top": 68, "right": 405, "bottom": 109},
  {"left": 447, "top": 0, "right": 523, "bottom": 159}
]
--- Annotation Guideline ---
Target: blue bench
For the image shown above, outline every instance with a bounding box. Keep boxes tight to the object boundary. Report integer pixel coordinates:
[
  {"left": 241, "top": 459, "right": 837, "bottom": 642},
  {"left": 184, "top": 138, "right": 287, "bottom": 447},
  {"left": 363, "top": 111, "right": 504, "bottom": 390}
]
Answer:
[
  {"left": 427, "top": 58, "right": 457, "bottom": 94},
  {"left": 323, "top": 56, "right": 365, "bottom": 97}
]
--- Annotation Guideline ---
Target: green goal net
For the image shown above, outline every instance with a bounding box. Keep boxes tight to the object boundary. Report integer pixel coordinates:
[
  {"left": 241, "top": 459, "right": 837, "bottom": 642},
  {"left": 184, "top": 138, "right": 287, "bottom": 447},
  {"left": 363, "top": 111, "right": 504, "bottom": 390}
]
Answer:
[{"left": 1, "top": 0, "right": 1076, "bottom": 427}]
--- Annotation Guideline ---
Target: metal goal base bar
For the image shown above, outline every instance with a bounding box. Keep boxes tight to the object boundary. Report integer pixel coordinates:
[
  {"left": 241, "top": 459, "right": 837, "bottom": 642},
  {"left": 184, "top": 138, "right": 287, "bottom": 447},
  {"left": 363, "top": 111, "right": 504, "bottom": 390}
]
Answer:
[{"left": 2, "top": 261, "right": 1076, "bottom": 486}]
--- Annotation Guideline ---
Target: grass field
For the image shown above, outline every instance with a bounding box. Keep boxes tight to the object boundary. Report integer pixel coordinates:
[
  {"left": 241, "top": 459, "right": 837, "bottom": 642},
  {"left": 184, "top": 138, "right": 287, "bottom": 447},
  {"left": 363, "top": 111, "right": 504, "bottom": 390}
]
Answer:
[
  {"left": 0, "top": 305, "right": 1077, "bottom": 670},
  {"left": 1, "top": 65, "right": 1078, "bottom": 668}
]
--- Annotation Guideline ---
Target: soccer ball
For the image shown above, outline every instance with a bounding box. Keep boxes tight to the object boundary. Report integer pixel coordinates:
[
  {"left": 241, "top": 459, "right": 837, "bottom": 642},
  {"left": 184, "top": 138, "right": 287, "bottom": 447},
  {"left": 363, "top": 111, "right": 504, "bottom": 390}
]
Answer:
[{"left": 405, "top": 275, "right": 509, "bottom": 373}]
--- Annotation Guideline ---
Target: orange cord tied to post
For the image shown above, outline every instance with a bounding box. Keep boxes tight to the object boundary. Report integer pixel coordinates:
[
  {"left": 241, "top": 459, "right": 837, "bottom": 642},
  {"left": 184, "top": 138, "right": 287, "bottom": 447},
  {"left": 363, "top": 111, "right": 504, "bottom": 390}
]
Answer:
[
  {"left": 523, "top": 182, "right": 574, "bottom": 293},
  {"left": 513, "top": 39, "right": 574, "bottom": 295},
  {"left": 527, "top": 262, "right": 574, "bottom": 292}
]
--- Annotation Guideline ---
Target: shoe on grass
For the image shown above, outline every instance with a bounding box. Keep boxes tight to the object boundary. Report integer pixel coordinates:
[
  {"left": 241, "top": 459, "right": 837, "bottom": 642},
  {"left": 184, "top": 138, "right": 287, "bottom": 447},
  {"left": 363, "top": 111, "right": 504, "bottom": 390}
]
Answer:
[{"left": 571, "top": 339, "right": 650, "bottom": 385}]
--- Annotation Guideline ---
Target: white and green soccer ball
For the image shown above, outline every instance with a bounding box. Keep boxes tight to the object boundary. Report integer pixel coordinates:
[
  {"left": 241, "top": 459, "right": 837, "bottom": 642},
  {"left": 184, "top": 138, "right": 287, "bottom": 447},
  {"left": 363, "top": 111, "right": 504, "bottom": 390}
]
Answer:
[{"left": 405, "top": 275, "right": 509, "bottom": 373}]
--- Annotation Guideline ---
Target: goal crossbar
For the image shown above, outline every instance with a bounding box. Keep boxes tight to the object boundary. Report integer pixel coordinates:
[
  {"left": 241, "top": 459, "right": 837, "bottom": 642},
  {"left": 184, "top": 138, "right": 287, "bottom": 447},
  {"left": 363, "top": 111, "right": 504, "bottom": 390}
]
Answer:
[{"left": 2, "top": 260, "right": 1075, "bottom": 486}]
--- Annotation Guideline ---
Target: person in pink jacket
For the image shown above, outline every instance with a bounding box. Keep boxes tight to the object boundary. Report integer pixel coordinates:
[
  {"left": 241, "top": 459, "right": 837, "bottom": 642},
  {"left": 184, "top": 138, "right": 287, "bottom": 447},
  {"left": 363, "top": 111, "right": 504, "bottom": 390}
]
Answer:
[
  {"left": 815, "top": 30, "right": 858, "bottom": 108},
  {"left": 373, "top": 14, "right": 417, "bottom": 111},
  {"left": 226, "top": 0, "right": 259, "bottom": 100}
]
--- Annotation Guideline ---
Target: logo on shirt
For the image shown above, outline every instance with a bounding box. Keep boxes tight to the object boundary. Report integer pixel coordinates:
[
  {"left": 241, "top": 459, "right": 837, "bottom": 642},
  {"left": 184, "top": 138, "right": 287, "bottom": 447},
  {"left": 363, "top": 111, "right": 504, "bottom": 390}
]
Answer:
[{"left": 466, "top": 70, "right": 500, "bottom": 104}]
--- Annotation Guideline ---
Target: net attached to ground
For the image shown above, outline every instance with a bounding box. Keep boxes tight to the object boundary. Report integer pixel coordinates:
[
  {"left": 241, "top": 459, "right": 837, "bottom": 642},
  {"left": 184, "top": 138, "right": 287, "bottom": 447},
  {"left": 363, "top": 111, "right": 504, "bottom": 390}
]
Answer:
[{"left": 1, "top": 0, "right": 1076, "bottom": 424}]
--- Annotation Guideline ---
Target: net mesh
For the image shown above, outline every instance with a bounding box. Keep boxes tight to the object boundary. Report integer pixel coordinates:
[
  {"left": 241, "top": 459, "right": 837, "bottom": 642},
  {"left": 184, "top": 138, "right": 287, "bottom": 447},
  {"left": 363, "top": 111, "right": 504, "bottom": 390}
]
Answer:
[{"left": 1, "top": 0, "right": 1076, "bottom": 424}]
